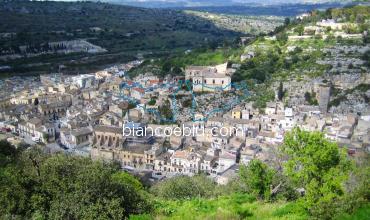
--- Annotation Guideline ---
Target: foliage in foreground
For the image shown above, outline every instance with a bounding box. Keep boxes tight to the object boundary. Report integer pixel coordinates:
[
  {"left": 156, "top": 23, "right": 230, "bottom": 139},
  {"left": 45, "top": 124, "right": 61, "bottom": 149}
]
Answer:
[
  {"left": 281, "top": 128, "right": 353, "bottom": 218},
  {"left": 0, "top": 142, "right": 151, "bottom": 219},
  {"left": 1, "top": 127, "right": 369, "bottom": 220},
  {"left": 146, "top": 128, "right": 369, "bottom": 220},
  {"left": 150, "top": 174, "right": 217, "bottom": 200},
  {"left": 150, "top": 194, "right": 307, "bottom": 220}
]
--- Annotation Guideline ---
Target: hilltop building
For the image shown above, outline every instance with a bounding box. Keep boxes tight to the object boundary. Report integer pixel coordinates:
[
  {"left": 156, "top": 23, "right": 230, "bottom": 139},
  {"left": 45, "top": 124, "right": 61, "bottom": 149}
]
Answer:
[{"left": 185, "top": 63, "right": 231, "bottom": 92}]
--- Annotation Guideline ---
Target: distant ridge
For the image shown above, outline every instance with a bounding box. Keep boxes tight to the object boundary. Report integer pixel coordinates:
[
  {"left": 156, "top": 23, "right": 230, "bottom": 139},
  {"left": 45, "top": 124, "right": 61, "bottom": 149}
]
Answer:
[
  {"left": 94, "top": 0, "right": 358, "bottom": 16},
  {"left": 99, "top": 0, "right": 355, "bottom": 8}
]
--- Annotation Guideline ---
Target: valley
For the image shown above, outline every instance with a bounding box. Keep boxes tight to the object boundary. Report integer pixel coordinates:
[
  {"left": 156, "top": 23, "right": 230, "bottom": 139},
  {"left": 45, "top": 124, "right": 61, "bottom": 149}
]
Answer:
[
  {"left": 0, "top": 1, "right": 369, "bottom": 220},
  {"left": 0, "top": 1, "right": 284, "bottom": 76}
]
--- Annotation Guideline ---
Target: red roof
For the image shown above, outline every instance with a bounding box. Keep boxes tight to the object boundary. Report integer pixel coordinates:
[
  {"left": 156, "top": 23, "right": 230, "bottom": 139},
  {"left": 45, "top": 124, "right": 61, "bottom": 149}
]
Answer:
[
  {"left": 133, "top": 87, "right": 145, "bottom": 93},
  {"left": 173, "top": 151, "right": 187, "bottom": 159},
  {"left": 149, "top": 79, "right": 163, "bottom": 85}
]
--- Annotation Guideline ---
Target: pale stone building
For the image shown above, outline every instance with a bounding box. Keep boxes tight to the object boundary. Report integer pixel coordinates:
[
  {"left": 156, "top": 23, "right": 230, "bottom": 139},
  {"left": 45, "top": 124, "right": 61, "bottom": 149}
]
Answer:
[{"left": 185, "top": 63, "right": 231, "bottom": 92}]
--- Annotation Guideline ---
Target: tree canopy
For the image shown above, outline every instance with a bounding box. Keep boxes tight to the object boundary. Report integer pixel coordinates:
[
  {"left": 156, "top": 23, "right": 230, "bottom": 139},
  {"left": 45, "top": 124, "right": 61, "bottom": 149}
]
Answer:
[
  {"left": 0, "top": 141, "right": 151, "bottom": 220},
  {"left": 239, "top": 160, "right": 274, "bottom": 200},
  {"left": 280, "top": 128, "right": 352, "bottom": 218}
]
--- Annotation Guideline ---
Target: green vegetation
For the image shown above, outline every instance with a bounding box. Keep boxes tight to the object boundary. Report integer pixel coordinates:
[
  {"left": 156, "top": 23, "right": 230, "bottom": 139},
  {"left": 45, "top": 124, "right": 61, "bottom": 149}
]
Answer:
[
  {"left": 1, "top": 128, "right": 369, "bottom": 219},
  {"left": 329, "top": 84, "right": 370, "bottom": 107},
  {"left": 181, "top": 98, "right": 192, "bottom": 108},
  {"left": 158, "top": 99, "right": 174, "bottom": 122},
  {"left": 281, "top": 128, "right": 353, "bottom": 219},
  {"left": 128, "top": 62, "right": 162, "bottom": 79},
  {"left": 185, "top": 10, "right": 284, "bottom": 34},
  {"left": 1, "top": 3, "right": 370, "bottom": 220},
  {"left": 277, "top": 81, "right": 286, "bottom": 101},
  {"left": 239, "top": 160, "right": 275, "bottom": 200},
  {"left": 147, "top": 99, "right": 156, "bottom": 106},
  {"left": 330, "top": 6, "right": 370, "bottom": 24},
  {"left": 232, "top": 37, "right": 333, "bottom": 83},
  {"left": 165, "top": 47, "right": 241, "bottom": 67},
  {"left": 151, "top": 175, "right": 217, "bottom": 200},
  {"left": 0, "top": 141, "right": 151, "bottom": 219},
  {"left": 304, "top": 92, "right": 318, "bottom": 105},
  {"left": 362, "top": 50, "right": 370, "bottom": 68},
  {"left": 128, "top": 42, "right": 243, "bottom": 78},
  {"left": 0, "top": 1, "right": 244, "bottom": 75},
  {"left": 229, "top": 5, "right": 369, "bottom": 111},
  {"left": 336, "top": 205, "right": 370, "bottom": 220},
  {"left": 152, "top": 194, "right": 307, "bottom": 220},
  {"left": 245, "top": 83, "right": 275, "bottom": 112}
]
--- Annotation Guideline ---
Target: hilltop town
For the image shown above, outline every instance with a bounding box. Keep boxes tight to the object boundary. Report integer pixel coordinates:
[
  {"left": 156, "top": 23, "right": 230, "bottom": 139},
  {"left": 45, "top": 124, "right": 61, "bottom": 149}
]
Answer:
[
  {"left": 1, "top": 8, "right": 369, "bottom": 183},
  {"left": 0, "top": 2, "right": 370, "bottom": 219}
]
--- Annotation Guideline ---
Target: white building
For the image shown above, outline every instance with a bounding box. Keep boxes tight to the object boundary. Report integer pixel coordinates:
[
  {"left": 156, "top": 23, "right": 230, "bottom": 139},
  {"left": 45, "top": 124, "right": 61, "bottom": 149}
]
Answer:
[
  {"left": 192, "top": 73, "right": 231, "bottom": 92},
  {"left": 71, "top": 74, "right": 96, "bottom": 89},
  {"left": 60, "top": 127, "right": 93, "bottom": 149},
  {"left": 18, "top": 118, "right": 55, "bottom": 143},
  {"left": 215, "top": 150, "right": 236, "bottom": 174},
  {"left": 185, "top": 63, "right": 232, "bottom": 92},
  {"left": 241, "top": 51, "right": 255, "bottom": 61},
  {"left": 170, "top": 150, "right": 202, "bottom": 175}
]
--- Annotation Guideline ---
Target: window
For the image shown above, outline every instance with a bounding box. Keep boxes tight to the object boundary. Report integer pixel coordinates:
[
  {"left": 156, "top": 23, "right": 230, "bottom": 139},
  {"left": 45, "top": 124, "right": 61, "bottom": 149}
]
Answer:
[
  {"left": 204, "top": 80, "right": 207, "bottom": 84},
  {"left": 213, "top": 79, "right": 215, "bottom": 84}
]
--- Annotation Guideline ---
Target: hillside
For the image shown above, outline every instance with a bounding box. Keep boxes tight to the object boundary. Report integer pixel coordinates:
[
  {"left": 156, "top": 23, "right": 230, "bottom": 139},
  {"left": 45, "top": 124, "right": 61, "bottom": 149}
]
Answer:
[
  {"left": 137, "top": 5, "right": 370, "bottom": 113},
  {"left": 233, "top": 5, "right": 370, "bottom": 112},
  {"left": 0, "top": 1, "right": 282, "bottom": 76},
  {"left": 178, "top": 2, "right": 353, "bottom": 17},
  {"left": 185, "top": 11, "right": 283, "bottom": 34},
  {"left": 104, "top": 1, "right": 353, "bottom": 13}
]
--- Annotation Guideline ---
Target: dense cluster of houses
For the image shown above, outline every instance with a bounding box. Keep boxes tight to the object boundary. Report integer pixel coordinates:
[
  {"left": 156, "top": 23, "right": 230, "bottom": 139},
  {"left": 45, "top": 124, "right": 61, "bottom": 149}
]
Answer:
[{"left": 1, "top": 51, "right": 369, "bottom": 184}]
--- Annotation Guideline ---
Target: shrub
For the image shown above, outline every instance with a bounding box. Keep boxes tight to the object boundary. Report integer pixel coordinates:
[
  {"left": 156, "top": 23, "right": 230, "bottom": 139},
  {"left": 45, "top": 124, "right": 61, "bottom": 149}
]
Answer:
[
  {"left": 150, "top": 174, "right": 216, "bottom": 200},
  {"left": 239, "top": 160, "right": 275, "bottom": 200},
  {"left": 281, "top": 128, "right": 353, "bottom": 218},
  {"left": 0, "top": 152, "right": 152, "bottom": 219}
]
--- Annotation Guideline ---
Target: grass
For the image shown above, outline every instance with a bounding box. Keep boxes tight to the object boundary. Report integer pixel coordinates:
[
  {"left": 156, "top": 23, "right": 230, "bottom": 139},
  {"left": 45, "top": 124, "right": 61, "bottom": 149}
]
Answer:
[
  {"left": 165, "top": 47, "right": 243, "bottom": 67},
  {"left": 127, "top": 46, "right": 243, "bottom": 78},
  {"left": 130, "top": 194, "right": 370, "bottom": 220},
  {"left": 335, "top": 205, "right": 370, "bottom": 220},
  {"left": 130, "top": 194, "right": 309, "bottom": 220}
]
